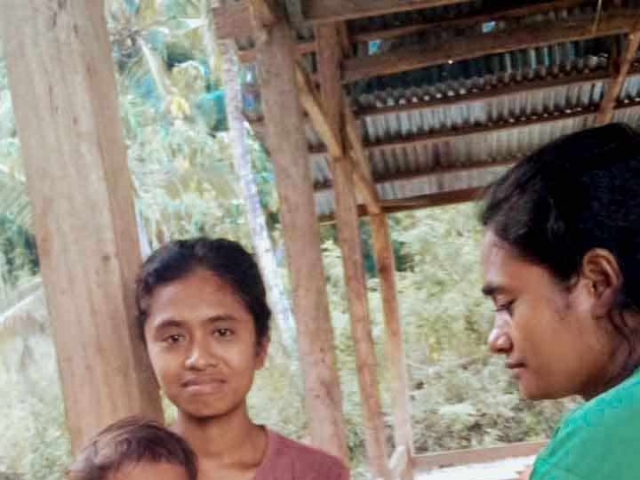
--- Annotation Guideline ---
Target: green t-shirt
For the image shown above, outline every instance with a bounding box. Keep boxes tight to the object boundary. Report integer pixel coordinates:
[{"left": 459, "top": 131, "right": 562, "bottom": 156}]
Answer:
[{"left": 531, "top": 368, "right": 640, "bottom": 480}]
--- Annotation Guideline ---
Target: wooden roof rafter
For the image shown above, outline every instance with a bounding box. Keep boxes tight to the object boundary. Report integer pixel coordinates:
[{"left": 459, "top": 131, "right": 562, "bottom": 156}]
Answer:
[
  {"left": 234, "top": 0, "right": 593, "bottom": 63},
  {"left": 343, "top": 11, "right": 640, "bottom": 82},
  {"left": 295, "top": 63, "right": 383, "bottom": 214},
  {"left": 598, "top": 30, "right": 640, "bottom": 124},
  {"left": 304, "top": 0, "right": 471, "bottom": 24}
]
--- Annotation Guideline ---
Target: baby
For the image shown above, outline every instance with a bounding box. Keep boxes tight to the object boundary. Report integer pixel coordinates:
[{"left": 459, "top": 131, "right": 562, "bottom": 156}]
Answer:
[{"left": 67, "top": 416, "right": 197, "bottom": 480}]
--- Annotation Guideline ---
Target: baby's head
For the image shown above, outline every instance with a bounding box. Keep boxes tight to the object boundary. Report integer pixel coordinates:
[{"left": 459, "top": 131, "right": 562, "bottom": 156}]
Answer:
[{"left": 67, "top": 416, "right": 197, "bottom": 480}]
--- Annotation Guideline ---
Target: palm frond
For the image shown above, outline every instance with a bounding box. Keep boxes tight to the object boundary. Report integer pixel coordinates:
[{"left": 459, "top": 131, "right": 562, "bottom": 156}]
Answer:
[{"left": 0, "top": 278, "right": 48, "bottom": 347}]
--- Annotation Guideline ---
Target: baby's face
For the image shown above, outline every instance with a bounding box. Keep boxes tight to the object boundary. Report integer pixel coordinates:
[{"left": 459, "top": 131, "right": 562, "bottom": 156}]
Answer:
[{"left": 108, "top": 461, "right": 190, "bottom": 480}]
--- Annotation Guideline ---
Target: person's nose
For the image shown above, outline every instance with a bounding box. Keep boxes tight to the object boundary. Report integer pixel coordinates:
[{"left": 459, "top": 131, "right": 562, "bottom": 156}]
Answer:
[
  {"left": 184, "top": 336, "right": 218, "bottom": 370},
  {"left": 488, "top": 315, "right": 513, "bottom": 355}
]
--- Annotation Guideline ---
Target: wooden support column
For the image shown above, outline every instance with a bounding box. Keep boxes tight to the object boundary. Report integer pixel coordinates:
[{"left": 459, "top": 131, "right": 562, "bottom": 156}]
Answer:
[
  {"left": 370, "top": 214, "right": 414, "bottom": 480},
  {"left": 255, "top": 20, "right": 349, "bottom": 462},
  {"left": 1, "top": 0, "right": 162, "bottom": 452},
  {"left": 315, "top": 24, "right": 390, "bottom": 480},
  {"left": 597, "top": 31, "right": 640, "bottom": 124}
]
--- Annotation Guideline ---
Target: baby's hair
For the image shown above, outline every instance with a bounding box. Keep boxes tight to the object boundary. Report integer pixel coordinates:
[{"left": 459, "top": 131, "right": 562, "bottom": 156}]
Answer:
[{"left": 67, "top": 416, "right": 197, "bottom": 480}]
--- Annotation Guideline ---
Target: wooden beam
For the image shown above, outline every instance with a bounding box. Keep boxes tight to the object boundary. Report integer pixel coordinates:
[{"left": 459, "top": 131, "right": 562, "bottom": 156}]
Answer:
[
  {"left": 295, "top": 64, "right": 382, "bottom": 214},
  {"left": 357, "top": 68, "right": 620, "bottom": 118},
  {"left": 366, "top": 106, "right": 599, "bottom": 153},
  {"left": 414, "top": 441, "right": 546, "bottom": 472},
  {"left": 315, "top": 158, "right": 517, "bottom": 193},
  {"left": 598, "top": 31, "right": 640, "bottom": 124},
  {"left": 238, "top": 39, "right": 315, "bottom": 63},
  {"left": 343, "top": 100, "right": 383, "bottom": 215},
  {"left": 235, "top": 0, "right": 588, "bottom": 63},
  {"left": 318, "top": 187, "right": 485, "bottom": 223},
  {"left": 212, "top": 1, "right": 254, "bottom": 39},
  {"left": 350, "top": 0, "right": 588, "bottom": 43},
  {"left": 315, "top": 23, "right": 390, "bottom": 480},
  {"left": 248, "top": 0, "right": 279, "bottom": 27},
  {"left": 2, "top": 0, "right": 163, "bottom": 452},
  {"left": 371, "top": 214, "right": 414, "bottom": 480},
  {"left": 344, "top": 12, "right": 640, "bottom": 83},
  {"left": 255, "top": 21, "right": 350, "bottom": 463},
  {"left": 304, "top": 0, "right": 470, "bottom": 23}
]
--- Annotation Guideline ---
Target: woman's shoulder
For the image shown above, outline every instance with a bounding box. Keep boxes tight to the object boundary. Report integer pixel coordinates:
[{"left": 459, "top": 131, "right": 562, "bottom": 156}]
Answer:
[
  {"left": 532, "top": 369, "right": 640, "bottom": 480},
  {"left": 256, "top": 430, "right": 348, "bottom": 480}
]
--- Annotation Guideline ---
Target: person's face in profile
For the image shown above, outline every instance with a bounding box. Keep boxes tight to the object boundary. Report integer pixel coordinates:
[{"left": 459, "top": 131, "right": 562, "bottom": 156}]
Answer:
[
  {"left": 108, "top": 462, "right": 190, "bottom": 480},
  {"left": 481, "top": 230, "right": 615, "bottom": 400},
  {"left": 144, "top": 268, "right": 269, "bottom": 419}
]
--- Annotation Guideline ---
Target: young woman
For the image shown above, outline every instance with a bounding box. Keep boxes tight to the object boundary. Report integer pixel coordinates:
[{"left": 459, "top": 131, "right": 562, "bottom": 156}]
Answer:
[
  {"left": 480, "top": 123, "right": 640, "bottom": 480},
  {"left": 135, "top": 238, "right": 348, "bottom": 480}
]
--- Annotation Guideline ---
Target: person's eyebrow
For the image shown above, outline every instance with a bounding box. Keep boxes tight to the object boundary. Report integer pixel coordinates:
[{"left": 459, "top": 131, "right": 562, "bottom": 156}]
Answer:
[
  {"left": 204, "top": 314, "right": 238, "bottom": 325},
  {"left": 481, "top": 283, "right": 507, "bottom": 297},
  {"left": 153, "top": 318, "right": 184, "bottom": 330}
]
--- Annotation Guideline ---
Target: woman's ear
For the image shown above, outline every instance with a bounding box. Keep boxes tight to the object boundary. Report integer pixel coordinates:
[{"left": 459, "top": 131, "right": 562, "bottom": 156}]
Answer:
[
  {"left": 255, "top": 335, "right": 270, "bottom": 369},
  {"left": 580, "top": 248, "right": 623, "bottom": 318}
]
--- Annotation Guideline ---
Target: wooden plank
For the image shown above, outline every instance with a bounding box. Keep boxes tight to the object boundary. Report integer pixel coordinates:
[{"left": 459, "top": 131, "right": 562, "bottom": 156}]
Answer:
[
  {"left": 304, "top": 0, "right": 470, "bottom": 23},
  {"left": 249, "top": 0, "right": 279, "bottom": 27},
  {"left": 597, "top": 31, "right": 640, "bottom": 124},
  {"left": 343, "top": 100, "right": 383, "bottom": 215},
  {"left": 315, "top": 158, "right": 518, "bottom": 193},
  {"left": 366, "top": 107, "right": 597, "bottom": 152},
  {"left": 318, "top": 187, "right": 486, "bottom": 223},
  {"left": 235, "top": 0, "right": 587, "bottom": 61},
  {"left": 255, "top": 21, "right": 350, "bottom": 463},
  {"left": 2, "top": 0, "right": 163, "bottom": 452},
  {"left": 295, "top": 64, "right": 382, "bottom": 214},
  {"left": 357, "top": 68, "right": 618, "bottom": 118},
  {"left": 371, "top": 214, "right": 414, "bottom": 480},
  {"left": 315, "top": 23, "right": 390, "bottom": 480},
  {"left": 238, "top": 39, "right": 315, "bottom": 63},
  {"left": 213, "top": 1, "right": 254, "bottom": 39},
  {"left": 350, "top": 0, "right": 588, "bottom": 43},
  {"left": 344, "top": 12, "right": 640, "bottom": 83},
  {"left": 415, "top": 441, "right": 546, "bottom": 471}
]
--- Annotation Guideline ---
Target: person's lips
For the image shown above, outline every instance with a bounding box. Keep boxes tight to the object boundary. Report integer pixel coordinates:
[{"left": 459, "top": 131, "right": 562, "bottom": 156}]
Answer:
[
  {"left": 181, "top": 376, "right": 227, "bottom": 395},
  {"left": 506, "top": 360, "right": 526, "bottom": 378}
]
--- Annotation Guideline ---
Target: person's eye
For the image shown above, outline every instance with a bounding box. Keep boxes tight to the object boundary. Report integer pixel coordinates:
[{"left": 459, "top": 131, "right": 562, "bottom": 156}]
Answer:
[
  {"left": 163, "top": 334, "right": 186, "bottom": 345},
  {"left": 214, "top": 328, "right": 234, "bottom": 338},
  {"left": 495, "top": 300, "right": 515, "bottom": 315}
]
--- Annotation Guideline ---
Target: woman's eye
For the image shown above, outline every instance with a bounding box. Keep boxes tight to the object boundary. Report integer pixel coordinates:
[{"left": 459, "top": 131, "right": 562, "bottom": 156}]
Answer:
[
  {"left": 495, "top": 300, "right": 515, "bottom": 315},
  {"left": 214, "top": 328, "right": 233, "bottom": 338},
  {"left": 164, "top": 334, "right": 185, "bottom": 345}
]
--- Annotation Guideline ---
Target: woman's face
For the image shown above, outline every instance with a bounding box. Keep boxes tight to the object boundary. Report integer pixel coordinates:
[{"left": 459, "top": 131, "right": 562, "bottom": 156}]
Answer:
[
  {"left": 144, "top": 268, "right": 268, "bottom": 419},
  {"left": 481, "top": 230, "right": 615, "bottom": 400}
]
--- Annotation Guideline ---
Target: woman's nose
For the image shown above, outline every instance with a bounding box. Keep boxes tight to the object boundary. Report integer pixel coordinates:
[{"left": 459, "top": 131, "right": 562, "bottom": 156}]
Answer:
[
  {"left": 185, "top": 341, "right": 217, "bottom": 370},
  {"left": 488, "top": 318, "right": 513, "bottom": 354}
]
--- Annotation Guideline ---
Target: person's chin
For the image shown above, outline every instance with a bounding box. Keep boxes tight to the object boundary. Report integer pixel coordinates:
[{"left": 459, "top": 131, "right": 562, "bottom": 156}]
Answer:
[{"left": 518, "top": 380, "right": 559, "bottom": 401}]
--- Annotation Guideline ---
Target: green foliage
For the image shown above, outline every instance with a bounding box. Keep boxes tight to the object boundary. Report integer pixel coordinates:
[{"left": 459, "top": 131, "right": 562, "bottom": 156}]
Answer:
[{"left": 0, "top": 338, "right": 70, "bottom": 480}]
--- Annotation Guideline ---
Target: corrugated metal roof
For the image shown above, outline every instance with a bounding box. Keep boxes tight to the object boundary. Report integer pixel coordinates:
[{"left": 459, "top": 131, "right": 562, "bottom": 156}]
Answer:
[{"left": 235, "top": 1, "right": 640, "bottom": 216}]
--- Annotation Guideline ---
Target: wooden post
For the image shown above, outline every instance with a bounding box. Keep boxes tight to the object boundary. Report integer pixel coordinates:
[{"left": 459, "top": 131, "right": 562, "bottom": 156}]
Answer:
[
  {"left": 316, "top": 24, "right": 390, "bottom": 480},
  {"left": 597, "top": 31, "right": 640, "bottom": 124},
  {"left": 1, "top": 0, "right": 162, "bottom": 452},
  {"left": 370, "top": 214, "right": 414, "bottom": 480},
  {"left": 255, "top": 21, "right": 349, "bottom": 462}
]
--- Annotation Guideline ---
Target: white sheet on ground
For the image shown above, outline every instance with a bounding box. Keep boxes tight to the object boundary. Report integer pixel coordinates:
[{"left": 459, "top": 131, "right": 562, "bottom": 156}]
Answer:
[{"left": 416, "top": 455, "right": 536, "bottom": 480}]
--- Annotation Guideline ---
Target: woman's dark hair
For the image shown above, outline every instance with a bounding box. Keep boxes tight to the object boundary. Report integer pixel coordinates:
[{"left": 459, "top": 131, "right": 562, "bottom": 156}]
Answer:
[
  {"left": 481, "top": 122, "right": 640, "bottom": 341},
  {"left": 135, "top": 237, "right": 271, "bottom": 343},
  {"left": 67, "top": 416, "right": 198, "bottom": 480}
]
